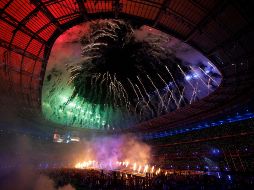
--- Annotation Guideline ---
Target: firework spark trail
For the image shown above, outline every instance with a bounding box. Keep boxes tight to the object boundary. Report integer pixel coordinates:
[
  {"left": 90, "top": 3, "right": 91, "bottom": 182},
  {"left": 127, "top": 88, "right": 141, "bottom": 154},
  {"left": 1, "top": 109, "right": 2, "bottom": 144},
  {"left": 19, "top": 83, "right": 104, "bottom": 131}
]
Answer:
[
  {"left": 117, "top": 81, "right": 131, "bottom": 112},
  {"left": 189, "top": 83, "right": 199, "bottom": 104},
  {"left": 110, "top": 75, "right": 127, "bottom": 108},
  {"left": 113, "top": 74, "right": 124, "bottom": 106},
  {"left": 127, "top": 78, "right": 151, "bottom": 118},
  {"left": 81, "top": 43, "right": 107, "bottom": 54},
  {"left": 136, "top": 76, "right": 154, "bottom": 117},
  {"left": 199, "top": 67, "right": 219, "bottom": 86},
  {"left": 177, "top": 64, "right": 198, "bottom": 104},
  {"left": 137, "top": 76, "right": 151, "bottom": 101},
  {"left": 189, "top": 66, "right": 208, "bottom": 88},
  {"left": 194, "top": 81, "right": 199, "bottom": 101},
  {"left": 98, "top": 73, "right": 106, "bottom": 102},
  {"left": 127, "top": 78, "right": 140, "bottom": 101},
  {"left": 110, "top": 74, "right": 118, "bottom": 106},
  {"left": 208, "top": 78, "right": 211, "bottom": 95},
  {"left": 146, "top": 74, "right": 167, "bottom": 113},
  {"left": 177, "top": 65, "right": 195, "bottom": 90},
  {"left": 92, "top": 32, "right": 118, "bottom": 42},
  {"left": 134, "top": 87, "right": 153, "bottom": 119},
  {"left": 157, "top": 73, "right": 179, "bottom": 108},
  {"left": 164, "top": 66, "right": 184, "bottom": 108}
]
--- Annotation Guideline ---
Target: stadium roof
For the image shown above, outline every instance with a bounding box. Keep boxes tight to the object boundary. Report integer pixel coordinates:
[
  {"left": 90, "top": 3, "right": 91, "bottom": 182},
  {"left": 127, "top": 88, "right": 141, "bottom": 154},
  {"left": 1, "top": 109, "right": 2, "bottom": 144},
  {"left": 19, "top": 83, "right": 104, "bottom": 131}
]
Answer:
[{"left": 0, "top": 0, "right": 254, "bottom": 134}]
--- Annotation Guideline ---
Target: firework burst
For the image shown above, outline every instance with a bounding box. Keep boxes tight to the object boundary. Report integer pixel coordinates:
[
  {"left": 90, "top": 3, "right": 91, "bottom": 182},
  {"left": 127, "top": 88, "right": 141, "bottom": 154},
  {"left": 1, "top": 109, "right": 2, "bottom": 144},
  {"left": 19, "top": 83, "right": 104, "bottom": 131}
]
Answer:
[
  {"left": 67, "top": 19, "right": 191, "bottom": 120},
  {"left": 42, "top": 19, "right": 221, "bottom": 129}
]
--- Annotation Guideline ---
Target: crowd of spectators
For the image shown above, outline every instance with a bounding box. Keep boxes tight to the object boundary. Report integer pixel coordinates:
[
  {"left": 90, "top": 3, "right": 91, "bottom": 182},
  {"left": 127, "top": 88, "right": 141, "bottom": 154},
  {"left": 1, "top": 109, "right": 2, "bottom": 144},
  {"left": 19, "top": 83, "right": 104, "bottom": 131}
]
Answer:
[{"left": 43, "top": 168, "right": 254, "bottom": 190}]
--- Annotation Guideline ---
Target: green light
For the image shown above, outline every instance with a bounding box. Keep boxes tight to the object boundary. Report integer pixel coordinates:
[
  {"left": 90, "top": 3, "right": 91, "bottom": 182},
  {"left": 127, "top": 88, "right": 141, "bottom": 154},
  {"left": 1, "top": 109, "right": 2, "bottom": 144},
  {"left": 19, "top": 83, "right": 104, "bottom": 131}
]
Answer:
[{"left": 41, "top": 68, "right": 133, "bottom": 130}]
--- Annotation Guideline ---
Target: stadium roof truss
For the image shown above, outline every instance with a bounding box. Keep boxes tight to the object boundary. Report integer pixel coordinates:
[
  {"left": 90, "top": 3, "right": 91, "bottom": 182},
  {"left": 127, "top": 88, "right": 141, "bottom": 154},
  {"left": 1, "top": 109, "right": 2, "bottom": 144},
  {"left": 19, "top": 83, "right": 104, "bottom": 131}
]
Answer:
[{"left": 0, "top": 0, "right": 254, "bottom": 133}]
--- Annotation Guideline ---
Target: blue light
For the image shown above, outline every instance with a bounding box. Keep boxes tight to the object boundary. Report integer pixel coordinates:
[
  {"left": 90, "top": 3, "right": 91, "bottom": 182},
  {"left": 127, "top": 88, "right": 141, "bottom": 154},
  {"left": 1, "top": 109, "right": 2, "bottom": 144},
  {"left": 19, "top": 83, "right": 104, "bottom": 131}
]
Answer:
[
  {"left": 205, "top": 69, "right": 210, "bottom": 74},
  {"left": 185, "top": 75, "right": 192, "bottom": 81},
  {"left": 143, "top": 110, "right": 254, "bottom": 140},
  {"left": 193, "top": 73, "right": 199, "bottom": 79},
  {"left": 212, "top": 148, "right": 220, "bottom": 155}
]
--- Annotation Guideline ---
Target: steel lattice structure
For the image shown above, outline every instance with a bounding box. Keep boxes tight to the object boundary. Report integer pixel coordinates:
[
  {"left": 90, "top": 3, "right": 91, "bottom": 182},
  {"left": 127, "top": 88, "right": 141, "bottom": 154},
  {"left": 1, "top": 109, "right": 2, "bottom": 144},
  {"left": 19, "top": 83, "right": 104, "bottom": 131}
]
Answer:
[{"left": 0, "top": 0, "right": 254, "bottom": 134}]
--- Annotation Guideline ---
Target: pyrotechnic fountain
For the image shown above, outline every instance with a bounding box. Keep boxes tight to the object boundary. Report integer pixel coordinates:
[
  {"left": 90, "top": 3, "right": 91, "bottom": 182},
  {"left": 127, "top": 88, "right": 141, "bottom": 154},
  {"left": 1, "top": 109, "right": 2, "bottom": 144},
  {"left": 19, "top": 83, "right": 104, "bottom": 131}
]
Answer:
[
  {"left": 74, "top": 160, "right": 161, "bottom": 176},
  {"left": 69, "top": 135, "right": 154, "bottom": 175},
  {"left": 42, "top": 19, "right": 222, "bottom": 130}
]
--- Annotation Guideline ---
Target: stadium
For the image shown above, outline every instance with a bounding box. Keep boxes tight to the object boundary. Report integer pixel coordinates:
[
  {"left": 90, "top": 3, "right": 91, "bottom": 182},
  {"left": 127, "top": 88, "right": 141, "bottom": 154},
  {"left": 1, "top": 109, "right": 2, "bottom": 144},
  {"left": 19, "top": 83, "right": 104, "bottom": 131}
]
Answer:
[{"left": 0, "top": 0, "right": 254, "bottom": 189}]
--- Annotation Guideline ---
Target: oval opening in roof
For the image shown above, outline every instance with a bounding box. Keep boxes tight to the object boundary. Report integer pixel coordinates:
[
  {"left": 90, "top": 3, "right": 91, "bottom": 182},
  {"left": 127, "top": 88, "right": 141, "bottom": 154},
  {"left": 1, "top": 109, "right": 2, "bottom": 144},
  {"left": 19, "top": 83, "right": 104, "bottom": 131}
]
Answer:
[{"left": 42, "top": 19, "right": 222, "bottom": 130}]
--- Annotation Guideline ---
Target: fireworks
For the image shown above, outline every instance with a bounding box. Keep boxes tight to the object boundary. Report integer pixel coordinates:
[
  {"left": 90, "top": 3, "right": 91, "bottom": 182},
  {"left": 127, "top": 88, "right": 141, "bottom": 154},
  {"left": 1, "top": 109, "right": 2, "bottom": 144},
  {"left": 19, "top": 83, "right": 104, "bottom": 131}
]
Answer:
[
  {"left": 74, "top": 159, "right": 158, "bottom": 176},
  {"left": 67, "top": 19, "right": 191, "bottom": 120},
  {"left": 42, "top": 19, "right": 222, "bottom": 129}
]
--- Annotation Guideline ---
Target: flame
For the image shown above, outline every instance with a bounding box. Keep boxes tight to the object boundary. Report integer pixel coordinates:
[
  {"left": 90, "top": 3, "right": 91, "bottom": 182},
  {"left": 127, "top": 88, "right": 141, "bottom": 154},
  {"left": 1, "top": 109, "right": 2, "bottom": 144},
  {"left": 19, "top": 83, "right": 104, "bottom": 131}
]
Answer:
[
  {"left": 151, "top": 166, "right": 155, "bottom": 173},
  {"left": 155, "top": 168, "right": 161, "bottom": 175},
  {"left": 138, "top": 165, "right": 142, "bottom": 173},
  {"left": 74, "top": 160, "right": 161, "bottom": 176},
  {"left": 75, "top": 160, "right": 98, "bottom": 169},
  {"left": 133, "top": 163, "right": 137, "bottom": 171},
  {"left": 143, "top": 164, "right": 149, "bottom": 173}
]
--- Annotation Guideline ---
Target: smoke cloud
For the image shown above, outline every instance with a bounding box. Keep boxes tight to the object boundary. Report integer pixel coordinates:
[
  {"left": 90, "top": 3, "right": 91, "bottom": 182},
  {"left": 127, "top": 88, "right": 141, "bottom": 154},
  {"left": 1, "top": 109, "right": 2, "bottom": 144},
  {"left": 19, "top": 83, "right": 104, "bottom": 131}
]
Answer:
[
  {"left": 34, "top": 175, "right": 75, "bottom": 190},
  {"left": 75, "top": 134, "right": 151, "bottom": 168},
  {"left": 33, "top": 175, "right": 55, "bottom": 190},
  {"left": 0, "top": 132, "right": 151, "bottom": 190}
]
